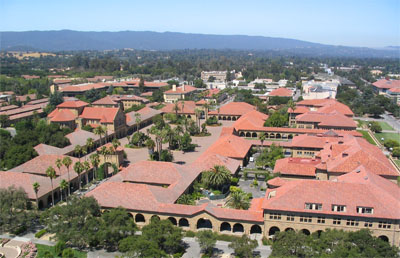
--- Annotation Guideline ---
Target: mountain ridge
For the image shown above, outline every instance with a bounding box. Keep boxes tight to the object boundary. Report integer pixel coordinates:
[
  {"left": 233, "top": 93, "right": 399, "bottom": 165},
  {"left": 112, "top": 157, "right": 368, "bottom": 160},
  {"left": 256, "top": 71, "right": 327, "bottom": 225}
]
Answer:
[{"left": 0, "top": 30, "right": 398, "bottom": 58}]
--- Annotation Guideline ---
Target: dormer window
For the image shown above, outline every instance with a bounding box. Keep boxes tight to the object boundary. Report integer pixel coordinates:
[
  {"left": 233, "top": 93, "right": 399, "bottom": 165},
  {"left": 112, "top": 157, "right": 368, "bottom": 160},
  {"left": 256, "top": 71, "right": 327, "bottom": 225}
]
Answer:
[
  {"left": 332, "top": 204, "right": 346, "bottom": 212},
  {"left": 342, "top": 152, "right": 348, "bottom": 158},
  {"left": 357, "top": 206, "right": 373, "bottom": 214},
  {"left": 305, "top": 203, "right": 322, "bottom": 210}
]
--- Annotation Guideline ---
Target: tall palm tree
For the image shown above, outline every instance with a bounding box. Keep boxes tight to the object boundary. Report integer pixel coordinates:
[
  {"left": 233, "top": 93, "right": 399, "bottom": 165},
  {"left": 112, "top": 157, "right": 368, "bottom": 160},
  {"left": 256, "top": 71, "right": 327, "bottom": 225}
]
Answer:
[
  {"left": 94, "top": 126, "right": 105, "bottom": 145},
  {"left": 225, "top": 191, "right": 250, "bottom": 210},
  {"left": 74, "top": 144, "right": 83, "bottom": 162},
  {"left": 62, "top": 156, "right": 72, "bottom": 196},
  {"left": 173, "top": 101, "right": 180, "bottom": 117},
  {"left": 60, "top": 179, "right": 68, "bottom": 202},
  {"left": 202, "top": 165, "right": 231, "bottom": 190},
  {"left": 203, "top": 102, "right": 211, "bottom": 121},
  {"left": 82, "top": 146, "right": 88, "bottom": 161},
  {"left": 112, "top": 138, "right": 121, "bottom": 150},
  {"left": 194, "top": 108, "right": 202, "bottom": 131},
  {"left": 86, "top": 137, "right": 94, "bottom": 153},
  {"left": 46, "top": 166, "right": 56, "bottom": 206},
  {"left": 134, "top": 113, "right": 141, "bottom": 133},
  {"left": 83, "top": 161, "right": 91, "bottom": 187},
  {"left": 90, "top": 153, "right": 100, "bottom": 181},
  {"left": 55, "top": 158, "right": 62, "bottom": 176},
  {"left": 73, "top": 161, "right": 84, "bottom": 191},
  {"left": 259, "top": 132, "right": 266, "bottom": 152},
  {"left": 32, "top": 182, "right": 40, "bottom": 209}
]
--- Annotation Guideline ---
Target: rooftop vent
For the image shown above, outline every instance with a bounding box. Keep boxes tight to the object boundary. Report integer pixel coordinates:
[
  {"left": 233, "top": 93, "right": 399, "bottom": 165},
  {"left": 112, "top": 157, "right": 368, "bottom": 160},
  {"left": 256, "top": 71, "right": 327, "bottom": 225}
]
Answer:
[{"left": 356, "top": 169, "right": 361, "bottom": 173}]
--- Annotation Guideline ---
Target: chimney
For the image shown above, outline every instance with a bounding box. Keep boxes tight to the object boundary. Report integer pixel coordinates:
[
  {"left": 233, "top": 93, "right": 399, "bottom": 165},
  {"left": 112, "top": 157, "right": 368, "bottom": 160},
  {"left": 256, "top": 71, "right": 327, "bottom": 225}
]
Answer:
[
  {"left": 172, "top": 85, "right": 176, "bottom": 91},
  {"left": 182, "top": 84, "right": 185, "bottom": 91}
]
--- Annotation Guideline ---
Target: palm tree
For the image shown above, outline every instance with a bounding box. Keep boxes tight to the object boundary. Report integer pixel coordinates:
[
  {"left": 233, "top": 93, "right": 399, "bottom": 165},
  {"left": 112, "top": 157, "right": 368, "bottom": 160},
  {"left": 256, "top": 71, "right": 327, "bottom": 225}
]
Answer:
[
  {"left": 259, "top": 132, "right": 266, "bottom": 152},
  {"left": 60, "top": 179, "right": 68, "bottom": 202},
  {"left": 134, "top": 113, "right": 141, "bottom": 133},
  {"left": 145, "top": 138, "right": 155, "bottom": 154},
  {"left": 202, "top": 102, "right": 211, "bottom": 121},
  {"left": 112, "top": 138, "right": 121, "bottom": 151},
  {"left": 94, "top": 126, "right": 105, "bottom": 145},
  {"left": 32, "top": 182, "right": 40, "bottom": 209},
  {"left": 73, "top": 161, "right": 84, "bottom": 191},
  {"left": 82, "top": 146, "right": 88, "bottom": 161},
  {"left": 62, "top": 157, "right": 72, "bottom": 196},
  {"left": 173, "top": 101, "right": 180, "bottom": 117},
  {"left": 86, "top": 137, "right": 94, "bottom": 153},
  {"left": 202, "top": 165, "right": 231, "bottom": 190},
  {"left": 46, "top": 166, "right": 56, "bottom": 206},
  {"left": 176, "top": 194, "right": 195, "bottom": 205},
  {"left": 217, "top": 107, "right": 220, "bottom": 122},
  {"left": 194, "top": 108, "right": 202, "bottom": 131},
  {"left": 83, "top": 161, "right": 91, "bottom": 187},
  {"left": 225, "top": 191, "right": 250, "bottom": 210},
  {"left": 55, "top": 158, "right": 62, "bottom": 176},
  {"left": 90, "top": 153, "right": 100, "bottom": 181},
  {"left": 74, "top": 144, "right": 83, "bottom": 162}
]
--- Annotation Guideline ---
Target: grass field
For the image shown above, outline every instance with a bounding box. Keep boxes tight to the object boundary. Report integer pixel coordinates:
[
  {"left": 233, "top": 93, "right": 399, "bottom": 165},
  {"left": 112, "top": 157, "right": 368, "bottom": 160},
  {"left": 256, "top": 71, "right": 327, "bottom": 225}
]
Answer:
[
  {"left": 355, "top": 119, "right": 367, "bottom": 128},
  {"left": 36, "top": 244, "right": 87, "bottom": 258},
  {"left": 9, "top": 52, "right": 56, "bottom": 60},
  {"left": 357, "top": 130, "right": 376, "bottom": 145},
  {"left": 374, "top": 132, "right": 400, "bottom": 144},
  {"left": 377, "top": 121, "right": 395, "bottom": 131}
]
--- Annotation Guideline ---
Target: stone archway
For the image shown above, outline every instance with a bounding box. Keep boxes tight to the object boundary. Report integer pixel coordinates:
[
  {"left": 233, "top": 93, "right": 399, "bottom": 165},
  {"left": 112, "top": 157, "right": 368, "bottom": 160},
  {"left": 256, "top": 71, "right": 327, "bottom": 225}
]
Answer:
[
  {"left": 246, "top": 132, "right": 251, "bottom": 137},
  {"left": 268, "top": 226, "right": 280, "bottom": 237},
  {"left": 38, "top": 200, "right": 44, "bottom": 210},
  {"left": 276, "top": 133, "right": 281, "bottom": 139},
  {"left": 232, "top": 223, "right": 244, "bottom": 233},
  {"left": 379, "top": 235, "right": 389, "bottom": 242},
  {"left": 168, "top": 217, "right": 177, "bottom": 226},
  {"left": 220, "top": 222, "right": 231, "bottom": 232},
  {"left": 285, "top": 228, "right": 294, "bottom": 232},
  {"left": 227, "top": 116, "right": 232, "bottom": 121},
  {"left": 252, "top": 132, "right": 257, "bottom": 138},
  {"left": 301, "top": 229, "right": 310, "bottom": 235},
  {"left": 239, "top": 132, "right": 245, "bottom": 137},
  {"left": 197, "top": 218, "right": 212, "bottom": 229},
  {"left": 250, "top": 225, "right": 262, "bottom": 234},
  {"left": 151, "top": 215, "right": 160, "bottom": 222},
  {"left": 178, "top": 218, "right": 189, "bottom": 227},
  {"left": 135, "top": 213, "right": 145, "bottom": 223}
]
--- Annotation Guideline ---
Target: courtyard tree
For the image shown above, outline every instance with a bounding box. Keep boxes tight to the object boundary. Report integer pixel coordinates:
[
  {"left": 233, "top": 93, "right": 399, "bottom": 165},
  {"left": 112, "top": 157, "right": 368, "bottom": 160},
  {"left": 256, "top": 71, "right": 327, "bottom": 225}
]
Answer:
[
  {"left": 94, "top": 126, "right": 106, "bottom": 145},
  {"left": 226, "top": 191, "right": 250, "bottom": 210},
  {"left": 62, "top": 156, "right": 72, "bottom": 196},
  {"left": 196, "top": 230, "right": 217, "bottom": 256},
  {"left": 229, "top": 235, "right": 258, "bottom": 258},
  {"left": 202, "top": 165, "right": 231, "bottom": 191},
  {"left": 32, "top": 182, "right": 40, "bottom": 208},
  {"left": 73, "top": 161, "right": 84, "bottom": 191},
  {"left": 60, "top": 179, "right": 68, "bottom": 202},
  {"left": 46, "top": 166, "right": 56, "bottom": 206},
  {"left": 90, "top": 153, "right": 100, "bottom": 180}
]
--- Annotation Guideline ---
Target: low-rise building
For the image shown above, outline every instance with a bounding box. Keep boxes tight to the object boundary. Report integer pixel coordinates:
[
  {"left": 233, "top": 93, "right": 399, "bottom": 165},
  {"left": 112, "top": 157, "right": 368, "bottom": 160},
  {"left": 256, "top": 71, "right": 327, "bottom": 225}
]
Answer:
[
  {"left": 78, "top": 107, "right": 126, "bottom": 137},
  {"left": 372, "top": 79, "right": 400, "bottom": 95},
  {"left": 92, "top": 95, "right": 149, "bottom": 110},
  {"left": 201, "top": 71, "right": 227, "bottom": 82},
  {"left": 163, "top": 85, "right": 197, "bottom": 103}
]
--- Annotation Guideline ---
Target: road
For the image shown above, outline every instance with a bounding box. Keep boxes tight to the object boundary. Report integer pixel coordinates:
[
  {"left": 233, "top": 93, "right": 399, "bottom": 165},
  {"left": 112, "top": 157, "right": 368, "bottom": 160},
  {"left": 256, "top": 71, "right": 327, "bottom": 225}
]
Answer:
[{"left": 354, "top": 113, "right": 400, "bottom": 133}]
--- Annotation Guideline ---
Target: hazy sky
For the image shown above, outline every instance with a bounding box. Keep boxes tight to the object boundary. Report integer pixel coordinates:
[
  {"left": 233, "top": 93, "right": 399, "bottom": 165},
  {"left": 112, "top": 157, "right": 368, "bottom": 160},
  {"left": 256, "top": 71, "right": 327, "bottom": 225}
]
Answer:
[{"left": 1, "top": 0, "right": 399, "bottom": 48}]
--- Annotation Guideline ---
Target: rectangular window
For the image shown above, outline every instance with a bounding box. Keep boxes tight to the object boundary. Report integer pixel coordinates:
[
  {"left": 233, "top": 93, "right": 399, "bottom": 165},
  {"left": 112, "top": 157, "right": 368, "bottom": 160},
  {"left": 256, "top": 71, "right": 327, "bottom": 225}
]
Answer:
[
  {"left": 333, "top": 218, "right": 341, "bottom": 225},
  {"left": 287, "top": 214, "right": 295, "bottom": 221},
  {"left": 269, "top": 213, "right": 281, "bottom": 220},
  {"left": 364, "top": 221, "right": 373, "bottom": 228},
  {"left": 357, "top": 207, "right": 373, "bottom": 214},
  {"left": 305, "top": 203, "right": 322, "bottom": 210},
  {"left": 346, "top": 219, "right": 359, "bottom": 226},
  {"left": 317, "top": 217, "right": 325, "bottom": 224},
  {"left": 300, "top": 216, "right": 312, "bottom": 223},
  {"left": 332, "top": 205, "right": 346, "bottom": 212},
  {"left": 378, "top": 221, "right": 391, "bottom": 229}
]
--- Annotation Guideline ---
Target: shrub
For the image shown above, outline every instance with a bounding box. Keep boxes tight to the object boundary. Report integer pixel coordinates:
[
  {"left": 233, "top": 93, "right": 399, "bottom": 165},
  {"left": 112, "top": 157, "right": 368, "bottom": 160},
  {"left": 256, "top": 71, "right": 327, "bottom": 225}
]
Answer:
[
  {"left": 369, "top": 122, "right": 382, "bottom": 133},
  {"left": 35, "top": 229, "right": 47, "bottom": 238},
  {"left": 230, "top": 177, "right": 239, "bottom": 186},
  {"left": 185, "top": 231, "right": 196, "bottom": 237},
  {"left": 262, "top": 236, "right": 272, "bottom": 246},
  {"left": 62, "top": 248, "right": 75, "bottom": 258},
  {"left": 392, "top": 147, "right": 400, "bottom": 158},
  {"left": 55, "top": 240, "right": 66, "bottom": 256},
  {"left": 384, "top": 139, "right": 400, "bottom": 149},
  {"left": 253, "top": 179, "right": 258, "bottom": 187}
]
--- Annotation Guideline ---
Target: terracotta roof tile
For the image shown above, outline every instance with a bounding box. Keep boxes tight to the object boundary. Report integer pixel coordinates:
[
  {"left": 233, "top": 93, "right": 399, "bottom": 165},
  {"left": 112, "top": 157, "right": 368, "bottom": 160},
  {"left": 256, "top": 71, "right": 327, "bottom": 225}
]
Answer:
[
  {"left": 165, "top": 85, "right": 197, "bottom": 94},
  {"left": 268, "top": 87, "right": 293, "bottom": 97},
  {"left": 372, "top": 79, "right": 400, "bottom": 89},
  {"left": 79, "top": 107, "right": 120, "bottom": 123},
  {"left": 57, "top": 100, "right": 89, "bottom": 108},
  {"left": 209, "top": 102, "right": 256, "bottom": 116},
  {"left": 50, "top": 109, "right": 77, "bottom": 122},
  {"left": 273, "top": 157, "right": 320, "bottom": 176}
]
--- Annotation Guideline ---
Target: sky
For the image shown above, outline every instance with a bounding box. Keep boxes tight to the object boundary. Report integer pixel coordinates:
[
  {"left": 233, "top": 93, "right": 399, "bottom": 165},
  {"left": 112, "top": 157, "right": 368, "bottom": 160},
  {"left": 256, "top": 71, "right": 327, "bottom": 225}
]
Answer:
[{"left": 0, "top": 0, "right": 399, "bottom": 48}]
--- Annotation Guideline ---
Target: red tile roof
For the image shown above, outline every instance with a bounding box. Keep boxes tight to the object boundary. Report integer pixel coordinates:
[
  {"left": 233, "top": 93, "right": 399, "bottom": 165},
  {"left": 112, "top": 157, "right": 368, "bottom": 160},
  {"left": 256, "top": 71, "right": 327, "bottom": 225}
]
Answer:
[
  {"left": 60, "top": 83, "right": 110, "bottom": 92},
  {"left": 192, "top": 153, "right": 241, "bottom": 174},
  {"left": 233, "top": 110, "right": 269, "bottom": 131},
  {"left": 263, "top": 166, "right": 400, "bottom": 220},
  {"left": 266, "top": 177, "right": 288, "bottom": 187},
  {"left": 205, "top": 88, "right": 220, "bottom": 98},
  {"left": 287, "top": 106, "right": 309, "bottom": 114},
  {"left": 164, "top": 85, "right": 197, "bottom": 94},
  {"left": 205, "top": 133, "right": 252, "bottom": 159},
  {"left": 268, "top": 87, "right": 293, "bottom": 97},
  {"left": 126, "top": 107, "right": 162, "bottom": 126},
  {"left": 273, "top": 157, "right": 320, "bottom": 177},
  {"left": 296, "top": 99, "right": 354, "bottom": 117},
  {"left": 209, "top": 102, "right": 256, "bottom": 116},
  {"left": 49, "top": 109, "right": 77, "bottom": 122},
  {"left": 92, "top": 96, "right": 118, "bottom": 105},
  {"left": 79, "top": 107, "right": 120, "bottom": 123},
  {"left": 161, "top": 101, "right": 197, "bottom": 114},
  {"left": 57, "top": 100, "right": 89, "bottom": 108},
  {"left": 296, "top": 111, "right": 356, "bottom": 128},
  {"left": 372, "top": 79, "right": 400, "bottom": 89}
]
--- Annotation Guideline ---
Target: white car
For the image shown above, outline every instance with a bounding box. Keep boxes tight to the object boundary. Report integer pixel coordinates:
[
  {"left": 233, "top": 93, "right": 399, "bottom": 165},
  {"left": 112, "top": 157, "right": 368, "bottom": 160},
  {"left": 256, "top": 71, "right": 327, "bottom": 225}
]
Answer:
[{"left": 249, "top": 157, "right": 254, "bottom": 162}]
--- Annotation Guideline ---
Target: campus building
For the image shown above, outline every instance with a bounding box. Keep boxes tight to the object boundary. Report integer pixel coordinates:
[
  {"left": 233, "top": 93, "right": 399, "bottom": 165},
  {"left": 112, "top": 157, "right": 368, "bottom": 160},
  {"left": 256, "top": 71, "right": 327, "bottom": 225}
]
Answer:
[{"left": 163, "top": 85, "right": 198, "bottom": 103}]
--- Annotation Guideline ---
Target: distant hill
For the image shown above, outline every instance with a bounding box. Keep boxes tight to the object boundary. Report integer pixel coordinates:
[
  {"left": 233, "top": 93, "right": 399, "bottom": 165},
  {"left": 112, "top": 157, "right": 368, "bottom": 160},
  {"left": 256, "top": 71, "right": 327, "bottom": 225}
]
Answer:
[{"left": 0, "top": 30, "right": 398, "bottom": 58}]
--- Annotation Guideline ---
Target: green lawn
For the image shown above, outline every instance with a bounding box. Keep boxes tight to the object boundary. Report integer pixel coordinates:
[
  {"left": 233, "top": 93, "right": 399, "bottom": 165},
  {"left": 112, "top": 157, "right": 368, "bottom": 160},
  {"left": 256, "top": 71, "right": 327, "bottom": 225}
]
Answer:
[
  {"left": 374, "top": 132, "right": 400, "bottom": 145},
  {"left": 394, "top": 159, "right": 400, "bottom": 168},
  {"left": 357, "top": 130, "right": 376, "bottom": 145},
  {"left": 36, "top": 244, "right": 87, "bottom": 258},
  {"left": 377, "top": 121, "right": 395, "bottom": 131},
  {"left": 355, "top": 119, "right": 367, "bottom": 128}
]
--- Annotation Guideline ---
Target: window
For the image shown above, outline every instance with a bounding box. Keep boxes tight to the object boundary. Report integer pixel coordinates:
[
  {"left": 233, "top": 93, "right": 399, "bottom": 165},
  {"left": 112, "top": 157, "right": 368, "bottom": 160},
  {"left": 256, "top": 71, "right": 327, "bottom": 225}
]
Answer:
[
  {"left": 378, "top": 221, "right": 391, "bottom": 229},
  {"left": 333, "top": 218, "right": 341, "bottom": 225},
  {"left": 287, "top": 214, "right": 295, "bottom": 221},
  {"left": 300, "top": 216, "right": 312, "bottom": 223},
  {"left": 364, "top": 221, "right": 373, "bottom": 228},
  {"left": 317, "top": 217, "right": 325, "bottom": 224},
  {"left": 305, "top": 203, "right": 322, "bottom": 210},
  {"left": 332, "top": 205, "right": 346, "bottom": 212},
  {"left": 357, "top": 207, "right": 373, "bottom": 214},
  {"left": 346, "top": 219, "right": 359, "bottom": 226},
  {"left": 269, "top": 213, "right": 281, "bottom": 220}
]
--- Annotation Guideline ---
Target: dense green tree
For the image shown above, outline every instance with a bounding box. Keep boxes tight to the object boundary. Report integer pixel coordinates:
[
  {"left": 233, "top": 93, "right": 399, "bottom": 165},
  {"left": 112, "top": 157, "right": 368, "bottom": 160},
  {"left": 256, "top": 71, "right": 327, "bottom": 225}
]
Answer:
[
  {"left": 225, "top": 191, "right": 251, "bottom": 210},
  {"left": 196, "top": 230, "right": 217, "bottom": 256},
  {"left": 264, "top": 112, "right": 288, "bottom": 127},
  {"left": 369, "top": 121, "right": 382, "bottom": 133},
  {"left": 119, "top": 236, "right": 167, "bottom": 257},
  {"left": 202, "top": 165, "right": 231, "bottom": 191},
  {"left": 0, "top": 186, "right": 36, "bottom": 234},
  {"left": 228, "top": 235, "right": 258, "bottom": 258},
  {"left": 256, "top": 144, "right": 284, "bottom": 168}
]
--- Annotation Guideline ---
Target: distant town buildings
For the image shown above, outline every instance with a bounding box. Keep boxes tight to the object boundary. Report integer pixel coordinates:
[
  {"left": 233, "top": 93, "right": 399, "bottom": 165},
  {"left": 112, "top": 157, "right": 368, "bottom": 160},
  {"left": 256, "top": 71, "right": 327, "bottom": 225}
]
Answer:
[{"left": 201, "top": 71, "right": 227, "bottom": 82}]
